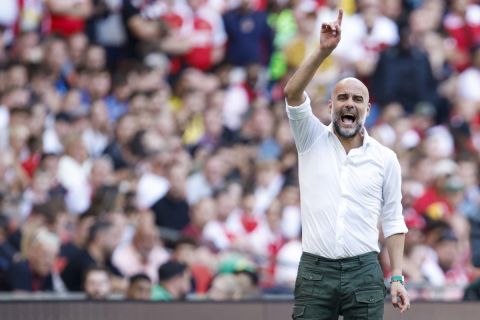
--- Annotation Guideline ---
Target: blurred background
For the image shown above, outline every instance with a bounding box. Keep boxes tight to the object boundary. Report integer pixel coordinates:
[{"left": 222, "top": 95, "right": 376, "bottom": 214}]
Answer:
[{"left": 0, "top": 0, "right": 480, "bottom": 306}]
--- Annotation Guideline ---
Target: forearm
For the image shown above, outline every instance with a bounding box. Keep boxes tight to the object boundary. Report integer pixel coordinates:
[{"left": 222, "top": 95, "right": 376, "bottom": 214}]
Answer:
[
  {"left": 284, "top": 48, "right": 332, "bottom": 106},
  {"left": 129, "top": 17, "right": 161, "bottom": 41},
  {"left": 385, "top": 233, "right": 405, "bottom": 276}
]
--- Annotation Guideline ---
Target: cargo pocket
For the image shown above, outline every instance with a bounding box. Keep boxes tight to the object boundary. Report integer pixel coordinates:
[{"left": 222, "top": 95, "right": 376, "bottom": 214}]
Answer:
[
  {"left": 299, "top": 271, "right": 324, "bottom": 297},
  {"left": 354, "top": 287, "right": 385, "bottom": 320},
  {"left": 291, "top": 305, "right": 305, "bottom": 319}
]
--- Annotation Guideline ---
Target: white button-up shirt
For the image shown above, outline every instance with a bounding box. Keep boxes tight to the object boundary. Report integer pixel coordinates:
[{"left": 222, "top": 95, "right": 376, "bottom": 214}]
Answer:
[{"left": 286, "top": 94, "right": 408, "bottom": 259}]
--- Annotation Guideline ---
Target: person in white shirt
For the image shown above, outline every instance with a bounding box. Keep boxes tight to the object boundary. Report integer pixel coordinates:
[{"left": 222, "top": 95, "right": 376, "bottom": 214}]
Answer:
[{"left": 283, "top": 9, "right": 410, "bottom": 319}]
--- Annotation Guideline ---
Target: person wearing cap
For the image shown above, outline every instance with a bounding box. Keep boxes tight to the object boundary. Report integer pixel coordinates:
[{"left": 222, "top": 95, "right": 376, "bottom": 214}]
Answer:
[
  {"left": 283, "top": 9, "right": 410, "bottom": 319},
  {"left": 152, "top": 260, "right": 191, "bottom": 301}
]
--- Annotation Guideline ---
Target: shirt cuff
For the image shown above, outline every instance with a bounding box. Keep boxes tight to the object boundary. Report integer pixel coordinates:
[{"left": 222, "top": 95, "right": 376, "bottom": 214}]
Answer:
[
  {"left": 285, "top": 93, "right": 312, "bottom": 120},
  {"left": 383, "top": 220, "right": 409, "bottom": 239}
]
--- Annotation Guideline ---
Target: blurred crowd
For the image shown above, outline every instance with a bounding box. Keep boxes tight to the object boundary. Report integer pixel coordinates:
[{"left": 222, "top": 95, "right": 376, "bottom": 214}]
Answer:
[{"left": 0, "top": 0, "right": 480, "bottom": 302}]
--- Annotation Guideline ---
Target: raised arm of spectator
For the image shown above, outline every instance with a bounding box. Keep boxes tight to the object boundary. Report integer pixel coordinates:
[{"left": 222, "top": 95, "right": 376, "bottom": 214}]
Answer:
[
  {"left": 45, "top": 0, "right": 93, "bottom": 18},
  {"left": 284, "top": 9, "right": 343, "bottom": 106}
]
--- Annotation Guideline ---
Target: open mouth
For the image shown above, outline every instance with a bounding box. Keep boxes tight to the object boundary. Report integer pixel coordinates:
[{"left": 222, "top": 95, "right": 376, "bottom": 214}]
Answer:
[{"left": 340, "top": 114, "right": 356, "bottom": 125}]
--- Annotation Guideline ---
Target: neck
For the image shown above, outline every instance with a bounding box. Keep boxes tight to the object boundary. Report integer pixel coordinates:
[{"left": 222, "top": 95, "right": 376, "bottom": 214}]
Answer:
[{"left": 334, "top": 131, "right": 364, "bottom": 154}]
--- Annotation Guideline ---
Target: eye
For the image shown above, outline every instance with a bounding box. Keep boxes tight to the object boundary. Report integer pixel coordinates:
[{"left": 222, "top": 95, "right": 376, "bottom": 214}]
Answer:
[{"left": 354, "top": 96, "right": 363, "bottom": 102}]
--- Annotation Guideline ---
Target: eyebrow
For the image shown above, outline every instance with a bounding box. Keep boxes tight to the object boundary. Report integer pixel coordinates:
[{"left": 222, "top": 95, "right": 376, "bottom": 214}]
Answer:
[{"left": 336, "top": 93, "right": 365, "bottom": 101}]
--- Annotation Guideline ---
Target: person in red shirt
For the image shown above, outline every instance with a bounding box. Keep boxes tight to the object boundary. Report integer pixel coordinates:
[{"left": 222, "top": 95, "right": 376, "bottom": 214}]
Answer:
[
  {"left": 182, "top": 0, "right": 226, "bottom": 70},
  {"left": 44, "top": 0, "right": 93, "bottom": 37},
  {"left": 413, "top": 159, "right": 465, "bottom": 222},
  {"left": 160, "top": 0, "right": 226, "bottom": 71},
  {"left": 443, "top": 0, "right": 480, "bottom": 71}
]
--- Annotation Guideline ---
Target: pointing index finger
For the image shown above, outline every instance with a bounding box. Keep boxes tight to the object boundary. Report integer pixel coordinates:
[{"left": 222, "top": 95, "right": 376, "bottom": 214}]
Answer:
[{"left": 337, "top": 9, "right": 343, "bottom": 26}]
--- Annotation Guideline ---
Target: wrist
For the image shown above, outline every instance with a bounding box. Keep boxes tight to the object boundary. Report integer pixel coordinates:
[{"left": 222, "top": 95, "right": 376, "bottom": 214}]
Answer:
[
  {"left": 391, "top": 269, "right": 403, "bottom": 276},
  {"left": 390, "top": 275, "right": 405, "bottom": 285},
  {"left": 316, "top": 47, "right": 334, "bottom": 59}
]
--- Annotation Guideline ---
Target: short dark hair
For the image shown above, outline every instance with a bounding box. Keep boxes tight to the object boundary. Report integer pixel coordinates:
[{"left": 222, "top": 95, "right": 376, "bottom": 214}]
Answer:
[
  {"left": 158, "top": 261, "right": 187, "bottom": 282},
  {"left": 129, "top": 273, "right": 151, "bottom": 285},
  {"left": 86, "top": 221, "right": 112, "bottom": 245},
  {"left": 173, "top": 236, "right": 198, "bottom": 250}
]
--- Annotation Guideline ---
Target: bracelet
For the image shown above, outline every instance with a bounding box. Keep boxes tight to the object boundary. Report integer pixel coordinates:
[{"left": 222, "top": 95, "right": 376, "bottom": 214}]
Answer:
[{"left": 390, "top": 275, "right": 405, "bottom": 285}]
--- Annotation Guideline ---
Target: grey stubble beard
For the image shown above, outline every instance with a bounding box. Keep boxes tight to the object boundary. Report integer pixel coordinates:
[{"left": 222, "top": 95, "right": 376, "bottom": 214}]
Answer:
[{"left": 332, "top": 116, "right": 363, "bottom": 138}]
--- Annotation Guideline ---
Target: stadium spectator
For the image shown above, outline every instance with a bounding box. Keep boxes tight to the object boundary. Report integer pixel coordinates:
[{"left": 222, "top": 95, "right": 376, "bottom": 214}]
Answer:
[
  {"left": 112, "top": 213, "right": 169, "bottom": 283},
  {"left": 207, "top": 273, "right": 240, "bottom": 301},
  {"left": 186, "top": 154, "right": 227, "bottom": 205},
  {"left": 126, "top": 273, "right": 152, "bottom": 301},
  {"left": 152, "top": 260, "right": 191, "bottom": 301},
  {"left": 334, "top": 0, "right": 399, "bottom": 76},
  {"left": 136, "top": 151, "right": 170, "bottom": 210},
  {"left": 83, "top": 265, "right": 111, "bottom": 300},
  {"left": 443, "top": 0, "right": 480, "bottom": 71},
  {"left": 61, "top": 220, "right": 123, "bottom": 292},
  {"left": 170, "top": 236, "right": 214, "bottom": 294},
  {"left": 456, "top": 45, "right": 480, "bottom": 103},
  {"left": 59, "top": 212, "right": 95, "bottom": 265},
  {"left": 202, "top": 187, "right": 239, "bottom": 251},
  {"left": 57, "top": 135, "right": 92, "bottom": 214},
  {"left": 182, "top": 197, "right": 217, "bottom": 242},
  {"left": 413, "top": 159, "right": 461, "bottom": 222},
  {"left": 151, "top": 163, "right": 190, "bottom": 232},
  {"left": 4, "top": 228, "right": 63, "bottom": 292},
  {"left": 372, "top": 26, "right": 439, "bottom": 114},
  {"left": 419, "top": 228, "right": 469, "bottom": 300},
  {"left": 121, "top": 0, "right": 186, "bottom": 60},
  {"left": 44, "top": 0, "right": 93, "bottom": 37},
  {"left": 222, "top": 0, "right": 274, "bottom": 66}
]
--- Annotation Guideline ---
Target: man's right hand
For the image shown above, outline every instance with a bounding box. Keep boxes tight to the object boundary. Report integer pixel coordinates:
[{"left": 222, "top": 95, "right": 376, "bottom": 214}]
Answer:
[
  {"left": 284, "top": 8, "right": 344, "bottom": 106},
  {"left": 320, "top": 9, "right": 343, "bottom": 53}
]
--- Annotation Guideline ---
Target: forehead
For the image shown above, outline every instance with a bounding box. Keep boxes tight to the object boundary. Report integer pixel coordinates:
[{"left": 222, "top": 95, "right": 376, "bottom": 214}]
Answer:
[
  {"left": 133, "top": 279, "right": 151, "bottom": 287},
  {"left": 333, "top": 79, "right": 369, "bottom": 98}
]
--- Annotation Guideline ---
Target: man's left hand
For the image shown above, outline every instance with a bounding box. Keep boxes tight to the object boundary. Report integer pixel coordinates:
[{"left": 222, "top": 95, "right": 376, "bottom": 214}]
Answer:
[{"left": 390, "top": 281, "right": 410, "bottom": 313}]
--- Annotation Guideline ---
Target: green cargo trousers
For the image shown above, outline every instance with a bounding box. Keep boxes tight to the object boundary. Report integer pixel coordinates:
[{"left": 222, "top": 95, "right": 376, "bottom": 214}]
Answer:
[{"left": 292, "top": 251, "right": 387, "bottom": 320}]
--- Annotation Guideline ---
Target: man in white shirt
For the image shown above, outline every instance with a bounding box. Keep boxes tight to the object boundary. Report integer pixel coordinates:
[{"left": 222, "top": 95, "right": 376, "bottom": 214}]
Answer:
[{"left": 284, "top": 9, "right": 410, "bottom": 319}]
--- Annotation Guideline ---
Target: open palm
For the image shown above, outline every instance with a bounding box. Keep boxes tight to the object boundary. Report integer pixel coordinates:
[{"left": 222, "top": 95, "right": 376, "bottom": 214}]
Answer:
[{"left": 320, "top": 9, "right": 343, "bottom": 53}]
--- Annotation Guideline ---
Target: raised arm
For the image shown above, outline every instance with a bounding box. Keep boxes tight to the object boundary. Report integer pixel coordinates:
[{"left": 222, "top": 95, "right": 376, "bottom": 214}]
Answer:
[{"left": 284, "top": 9, "right": 343, "bottom": 106}]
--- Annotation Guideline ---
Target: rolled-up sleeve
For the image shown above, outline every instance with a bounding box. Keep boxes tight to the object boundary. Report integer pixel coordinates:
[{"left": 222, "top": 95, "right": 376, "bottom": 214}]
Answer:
[
  {"left": 381, "top": 151, "right": 408, "bottom": 238},
  {"left": 286, "top": 93, "right": 313, "bottom": 120},
  {"left": 286, "top": 93, "right": 326, "bottom": 154}
]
